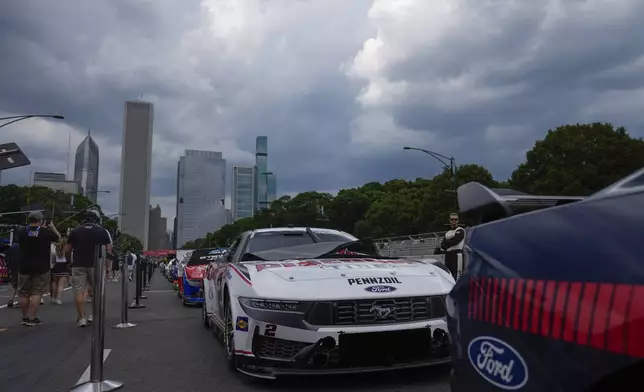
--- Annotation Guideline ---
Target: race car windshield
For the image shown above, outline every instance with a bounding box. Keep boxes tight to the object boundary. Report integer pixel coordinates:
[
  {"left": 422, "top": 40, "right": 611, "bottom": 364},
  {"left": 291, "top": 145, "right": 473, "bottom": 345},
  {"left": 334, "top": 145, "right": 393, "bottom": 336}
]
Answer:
[
  {"left": 247, "top": 231, "right": 356, "bottom": 253},
  {"left": 187, "top": 248, "right": 223, "bottom": 265},
  {"left": 246, "top": 239, "right": 384, "bottom": 261}
]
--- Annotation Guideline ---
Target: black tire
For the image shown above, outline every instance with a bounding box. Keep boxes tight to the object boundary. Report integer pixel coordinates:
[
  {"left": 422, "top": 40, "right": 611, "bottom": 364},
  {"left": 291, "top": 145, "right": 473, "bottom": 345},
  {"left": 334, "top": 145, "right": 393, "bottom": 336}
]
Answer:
[{"left": 223, "top": 294, "right": 238, "bottom": 371}]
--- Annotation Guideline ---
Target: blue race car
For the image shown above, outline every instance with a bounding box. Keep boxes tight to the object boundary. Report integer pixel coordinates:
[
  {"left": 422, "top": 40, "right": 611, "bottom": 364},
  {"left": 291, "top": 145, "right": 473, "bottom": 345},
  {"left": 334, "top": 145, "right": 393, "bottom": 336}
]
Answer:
[
  {"left": 180, "top": 248, "right": 225, "bottom": 305},
  {"left": 448, "top": 168, "right": 644, "bottom": 392}
]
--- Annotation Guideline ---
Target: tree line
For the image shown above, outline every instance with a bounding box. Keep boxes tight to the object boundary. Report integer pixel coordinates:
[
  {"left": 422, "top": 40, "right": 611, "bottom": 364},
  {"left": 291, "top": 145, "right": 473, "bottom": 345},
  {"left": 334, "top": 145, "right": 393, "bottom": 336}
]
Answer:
[
  {"left": 0, "top": 185, "right": 143, "bottom": 253},
  {"left": 181, "top": 123, "right": 644, "bottom": 249}
]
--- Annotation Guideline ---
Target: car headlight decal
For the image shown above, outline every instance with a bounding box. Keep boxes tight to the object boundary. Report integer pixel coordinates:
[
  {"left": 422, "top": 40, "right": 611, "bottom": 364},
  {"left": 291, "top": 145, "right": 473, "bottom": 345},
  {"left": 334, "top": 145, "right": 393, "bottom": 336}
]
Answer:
[{"left": 239, "top": 297, "right": 301, "bottom": 312}]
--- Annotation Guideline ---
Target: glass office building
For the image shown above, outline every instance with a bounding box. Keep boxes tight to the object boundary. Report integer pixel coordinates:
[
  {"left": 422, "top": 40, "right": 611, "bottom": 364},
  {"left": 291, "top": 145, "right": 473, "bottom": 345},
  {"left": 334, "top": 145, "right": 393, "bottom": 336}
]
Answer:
[
  {"left": 175, "top": 149, "right": 227, "bottom": 248},
  {"left": 232, "top": 166, "right": 255, "bottom": 221},
  {"left": 74, "top": 131, "right": 100, "bottom": 202},
  {"left": 254, "top": 136, "right": 277, "bottom": 210}
]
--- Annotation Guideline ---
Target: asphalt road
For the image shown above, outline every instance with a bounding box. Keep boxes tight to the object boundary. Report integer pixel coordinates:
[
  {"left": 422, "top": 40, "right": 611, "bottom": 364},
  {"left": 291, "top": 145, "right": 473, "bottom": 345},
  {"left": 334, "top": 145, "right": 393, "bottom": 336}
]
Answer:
[{"left": 0, "top": 272, "right": 450, "bottom": 392}]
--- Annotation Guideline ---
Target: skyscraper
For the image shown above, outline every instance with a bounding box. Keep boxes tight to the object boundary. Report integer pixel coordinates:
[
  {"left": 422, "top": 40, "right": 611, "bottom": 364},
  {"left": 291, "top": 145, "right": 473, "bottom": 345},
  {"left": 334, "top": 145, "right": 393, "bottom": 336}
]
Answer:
[
  {"left": 231, "top": 166, "right": 255, "bottom": 221},
  {"left": 74, "top": 130, "right": 99, "bottom": 202},
  {"left": 175, "top": 149, "right": 226, "bottom": 248},
  {"left": 119, "top": 100, "right": 154, "bottom": 250},
  {"left": 254, "top": 136, "right": 277, "bottom": 210}
]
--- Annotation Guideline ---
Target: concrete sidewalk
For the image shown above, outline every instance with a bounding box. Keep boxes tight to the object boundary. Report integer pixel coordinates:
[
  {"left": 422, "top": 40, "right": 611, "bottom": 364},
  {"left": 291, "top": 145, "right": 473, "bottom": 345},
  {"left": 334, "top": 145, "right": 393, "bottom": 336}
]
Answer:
[
  {"left": 0, "top": 271, "right": 451, "bottom": 392},
  {"left": 0, "top": 271, "right": 169, "bottom": 392}
]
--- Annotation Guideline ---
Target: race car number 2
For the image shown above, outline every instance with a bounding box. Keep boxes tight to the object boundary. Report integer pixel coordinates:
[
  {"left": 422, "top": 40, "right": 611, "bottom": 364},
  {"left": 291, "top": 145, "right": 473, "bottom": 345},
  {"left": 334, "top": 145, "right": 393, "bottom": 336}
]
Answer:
[{"left": 264, "top": 324, "right": 277, "bottom": 337}]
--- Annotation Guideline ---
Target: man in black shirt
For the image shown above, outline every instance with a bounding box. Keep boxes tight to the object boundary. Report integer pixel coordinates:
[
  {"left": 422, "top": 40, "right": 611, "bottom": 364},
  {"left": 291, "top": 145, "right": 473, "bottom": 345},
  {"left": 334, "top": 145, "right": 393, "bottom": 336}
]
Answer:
[
  {"left": 15, "top": 211, "right": 61, "bottom": 326},
  {"left": 66, "top": 209, "right": 113, "bottom": 327}
]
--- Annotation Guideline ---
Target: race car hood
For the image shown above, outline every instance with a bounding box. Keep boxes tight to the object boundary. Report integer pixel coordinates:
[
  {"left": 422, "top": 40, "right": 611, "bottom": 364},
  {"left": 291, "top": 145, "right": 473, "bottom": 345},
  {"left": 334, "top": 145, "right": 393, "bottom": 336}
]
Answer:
[{"left": 240, "top": 258, "right": 454, "bottom": 300}]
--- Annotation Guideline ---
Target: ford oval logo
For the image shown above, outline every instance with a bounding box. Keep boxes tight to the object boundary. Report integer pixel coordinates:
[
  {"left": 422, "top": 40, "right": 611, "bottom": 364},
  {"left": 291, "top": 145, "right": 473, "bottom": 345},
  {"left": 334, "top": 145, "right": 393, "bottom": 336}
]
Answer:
[
  {"left": 364, "top": 285, "right": 397, "bottom": 293},
  {"left": 467, "top": 336, "right": 528, "bottom": 390}
]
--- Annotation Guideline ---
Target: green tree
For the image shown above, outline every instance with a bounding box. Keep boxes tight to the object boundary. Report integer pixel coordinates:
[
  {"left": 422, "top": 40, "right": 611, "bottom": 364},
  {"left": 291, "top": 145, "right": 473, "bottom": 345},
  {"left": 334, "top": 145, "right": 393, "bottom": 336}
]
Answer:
[
  {"left": 182, "top": 122, "right": 644, "bottom": 248},
  {"left": 509, "top": 123, "right": 644, "bottom": 195},
  {"left": 115, "top": 233, "right": 143, "bottom": 254},
  {"left": 0, "top": 185, "right": 98, "bottom": 234}
]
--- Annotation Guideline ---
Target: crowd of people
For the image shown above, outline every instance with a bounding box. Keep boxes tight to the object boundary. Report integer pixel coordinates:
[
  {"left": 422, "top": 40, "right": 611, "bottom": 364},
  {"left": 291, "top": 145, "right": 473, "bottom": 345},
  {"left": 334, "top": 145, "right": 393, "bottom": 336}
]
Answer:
[{"left": 0, "top": 209, "right": 116, "bottom": 327}]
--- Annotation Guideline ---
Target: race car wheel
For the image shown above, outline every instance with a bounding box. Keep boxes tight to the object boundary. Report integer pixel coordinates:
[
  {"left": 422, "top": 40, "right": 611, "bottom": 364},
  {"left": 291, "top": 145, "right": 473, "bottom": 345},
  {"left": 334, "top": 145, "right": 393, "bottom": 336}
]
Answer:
[
  {"left": 223, "top": 295, "right": 238, "bottom": 371},
  {"left": 202, "top": 300, "right": 210, "bottom": 329}
]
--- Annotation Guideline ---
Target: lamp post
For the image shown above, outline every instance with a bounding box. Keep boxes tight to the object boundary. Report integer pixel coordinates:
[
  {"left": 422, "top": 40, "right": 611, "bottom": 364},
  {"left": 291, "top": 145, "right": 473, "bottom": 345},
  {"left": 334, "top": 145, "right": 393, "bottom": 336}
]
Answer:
[
  {"left": 261, "top": 172, "right": 274, "bottom": 210},
  {"left": 403, "top": 146, "right": 457, "bottom": 192},
  {"left": 0, "top": 114, "right": 64, "bottom": 129}
]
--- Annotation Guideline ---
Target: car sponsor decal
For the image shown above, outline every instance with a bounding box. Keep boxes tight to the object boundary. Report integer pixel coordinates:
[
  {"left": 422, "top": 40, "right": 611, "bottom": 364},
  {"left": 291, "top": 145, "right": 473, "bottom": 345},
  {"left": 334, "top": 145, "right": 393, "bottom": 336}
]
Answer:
[
  {"left": 226, "top": 270, "right": 232, "bottom": 280},
  {"left": 230, "top": 265, "right": 252, "bottom": 286},
  {"left": 236, "top": 316, "right": 249, "bottom": 332},
  {"left": 364, "top": 285, "right": 397, "bottom": 293},
  {"left": 468, "top": 336, "right": 528, "bottom": 390},
  {"left": 467, "top": 277, "right": 644, "bottom": 358},
  {"left": 347, "top": 277, "right": 402, "bottom": 285},
  {"left": 254, "top": 259, "right": 419, "bottom": 272}
]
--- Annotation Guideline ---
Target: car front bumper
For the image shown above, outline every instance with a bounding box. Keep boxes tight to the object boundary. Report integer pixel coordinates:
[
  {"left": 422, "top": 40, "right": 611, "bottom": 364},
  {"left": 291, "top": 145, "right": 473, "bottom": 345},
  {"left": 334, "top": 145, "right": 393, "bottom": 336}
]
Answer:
[{"left": 235, "top": 318, "right": 451, "bottom": 379}]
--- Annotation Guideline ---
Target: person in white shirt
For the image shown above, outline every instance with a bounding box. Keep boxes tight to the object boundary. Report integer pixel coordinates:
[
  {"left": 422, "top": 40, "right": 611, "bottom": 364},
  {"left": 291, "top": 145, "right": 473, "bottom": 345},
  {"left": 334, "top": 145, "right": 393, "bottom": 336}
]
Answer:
[{"left": 126, "top": 251, "right": 137, "bottom": 281}]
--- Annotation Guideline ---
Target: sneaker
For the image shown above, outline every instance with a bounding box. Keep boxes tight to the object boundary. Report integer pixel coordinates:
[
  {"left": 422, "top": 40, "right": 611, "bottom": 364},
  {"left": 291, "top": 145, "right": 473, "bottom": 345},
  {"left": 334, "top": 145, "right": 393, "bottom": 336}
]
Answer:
[
  {"left": 86, "top": 298, "right": 92, "bottom": 303},
  {"left": 7, "top": 299, "right": 14, "bottom": 308},
  {"left": 54, "top": 299, "right": 63, "bottom": 305},
  {"left": 77, "top": 318, "right": 87, "bottom": 327},
  {"left": 26, "top": 318, "right": 42, "bottom": 326},
  {"left": 88, "top": 314, "right": 93, "bottom": 323},
  {"left": 40, "top": 298, "right": 44, "bottom": 304},
  {"left": 21, "top": 317, "right": 29, "bottom": 325}
]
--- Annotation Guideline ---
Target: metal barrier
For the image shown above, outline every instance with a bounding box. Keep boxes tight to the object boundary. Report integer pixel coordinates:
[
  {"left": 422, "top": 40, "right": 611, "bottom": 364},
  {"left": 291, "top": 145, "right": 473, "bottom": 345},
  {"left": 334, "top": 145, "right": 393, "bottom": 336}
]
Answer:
[
  {"left": 374, "top": 231, "right": 446, "bottom": 258},
  {"left": 113, "top": 257, "right": 137, "bottom": 329},
  {"left": 70, "top": 246, "right": 123, "bottom": 392}
]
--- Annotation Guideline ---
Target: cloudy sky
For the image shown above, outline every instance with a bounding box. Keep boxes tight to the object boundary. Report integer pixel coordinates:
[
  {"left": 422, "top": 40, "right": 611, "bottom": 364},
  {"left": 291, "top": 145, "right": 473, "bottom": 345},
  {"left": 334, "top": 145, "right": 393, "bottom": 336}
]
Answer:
[{"left": 2, "top": 0, "right": 644, "bottom": 230}]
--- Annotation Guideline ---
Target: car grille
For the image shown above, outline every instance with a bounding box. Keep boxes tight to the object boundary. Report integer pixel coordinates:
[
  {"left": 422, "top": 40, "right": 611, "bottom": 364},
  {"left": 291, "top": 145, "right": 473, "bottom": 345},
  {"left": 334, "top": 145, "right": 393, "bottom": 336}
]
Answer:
[
  {"left": 330, "top": 296, "right": 446, "bottom": 325},
  {"left": 254, "top": 335, "right": 309, "bottom": 359}
]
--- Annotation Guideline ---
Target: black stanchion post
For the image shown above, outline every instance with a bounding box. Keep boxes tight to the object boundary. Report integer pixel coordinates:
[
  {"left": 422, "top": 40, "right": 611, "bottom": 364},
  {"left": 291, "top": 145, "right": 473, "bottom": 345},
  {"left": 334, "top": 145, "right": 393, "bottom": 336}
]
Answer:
[
  {"left": 70, "top": 246, "right": 123, "bottom": 391},
  {"left": 139, "top": 259, "right": 148, "bottom": 299},
  {"left": 113, "top": 256, "right": 137, "bottom": 328},
  {"left": 128, "top": 258, "right": 146, "bottom": 309}
]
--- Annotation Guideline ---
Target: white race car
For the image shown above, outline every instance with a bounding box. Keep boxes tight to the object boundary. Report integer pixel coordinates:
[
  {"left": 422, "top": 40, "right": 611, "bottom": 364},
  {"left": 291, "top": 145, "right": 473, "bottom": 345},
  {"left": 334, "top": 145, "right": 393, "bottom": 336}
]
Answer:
[{"left": 202, "top": 227, "right": 454, "bottom": 379}]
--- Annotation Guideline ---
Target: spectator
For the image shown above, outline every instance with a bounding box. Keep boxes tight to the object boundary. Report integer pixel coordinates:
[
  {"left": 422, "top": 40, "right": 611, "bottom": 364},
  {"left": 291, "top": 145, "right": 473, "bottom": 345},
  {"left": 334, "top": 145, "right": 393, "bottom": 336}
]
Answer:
[
  {"left": 126, "top": 251, "right": 137, "bottom": 281},
  {"left": 440, "top": 212, "right": 466, "bottom": 280},
  {"left": 15, "top": 211, "right": 61, "bottom": 326},
  {"left": 65, "top": 209, "right": 113, "bottom": 327},
  {"left": 50, "top": 236, "right": 71, "bottom": 304}
]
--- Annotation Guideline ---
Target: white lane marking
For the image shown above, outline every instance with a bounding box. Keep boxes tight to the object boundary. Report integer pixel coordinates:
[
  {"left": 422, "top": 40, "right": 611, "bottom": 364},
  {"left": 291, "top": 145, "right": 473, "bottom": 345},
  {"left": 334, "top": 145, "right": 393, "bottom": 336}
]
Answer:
[
  {"left": 0, "top": 286, "right": 72, "bottom": 309},
  {"left": 76, "top": 349, "right": 112, "bottom": 385},
  {"left": 143, "top": 289, "right": 175, "bottom": 293}
]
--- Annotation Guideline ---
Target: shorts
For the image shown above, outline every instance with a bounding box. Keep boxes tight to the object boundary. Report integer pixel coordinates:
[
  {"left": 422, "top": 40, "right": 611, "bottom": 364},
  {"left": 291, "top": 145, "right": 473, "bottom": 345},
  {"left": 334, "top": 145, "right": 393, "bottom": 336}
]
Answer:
[
  {"left": 71, "top": 267, "right": 95, "bottom": 293},
  {"left": 10, "top": 271, "right": 19, "bottom": 290},
  {"left": 18, "top": 272, "right": 51, "bottom": 296}
]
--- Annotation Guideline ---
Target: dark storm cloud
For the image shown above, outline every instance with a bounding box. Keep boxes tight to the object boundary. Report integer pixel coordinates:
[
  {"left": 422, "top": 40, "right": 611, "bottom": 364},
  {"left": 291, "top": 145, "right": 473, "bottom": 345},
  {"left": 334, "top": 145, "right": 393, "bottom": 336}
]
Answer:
[{"left": 3, "top": 0, "right": 644, "bottom": 224}]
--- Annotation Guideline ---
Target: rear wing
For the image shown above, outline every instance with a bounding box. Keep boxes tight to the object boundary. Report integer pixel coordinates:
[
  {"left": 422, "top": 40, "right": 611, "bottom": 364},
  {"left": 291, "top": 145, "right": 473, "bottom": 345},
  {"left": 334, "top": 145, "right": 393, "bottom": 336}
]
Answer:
[{"left": 457, "top": 182, "right": 585, "bottom": 224}]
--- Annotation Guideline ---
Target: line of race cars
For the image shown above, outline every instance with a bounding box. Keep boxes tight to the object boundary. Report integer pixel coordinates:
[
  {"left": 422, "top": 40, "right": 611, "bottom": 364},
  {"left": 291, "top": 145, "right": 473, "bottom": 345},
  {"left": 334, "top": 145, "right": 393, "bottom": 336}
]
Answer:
[{"left": 160, "top": 169, "right": 644, "bottom": 391}]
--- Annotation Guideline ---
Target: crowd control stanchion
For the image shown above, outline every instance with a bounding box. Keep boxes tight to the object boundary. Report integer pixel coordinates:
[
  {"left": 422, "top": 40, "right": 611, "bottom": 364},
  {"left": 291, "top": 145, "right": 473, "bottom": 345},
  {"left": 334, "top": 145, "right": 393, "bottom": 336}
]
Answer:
[
  {"left": 139, "top": 260, "right": 148, "bottom": 299},
  {"left": 128, "top": 259, "right": 146, "bottom": 309},
  {"left": 70, "top": 246, "right": 123, "bottom": 392},
  {"left": 113, "top": 257, "right": 137, "bottom": 328},
  {"left": 142, "top": 260, "right": 149, "bottom": 291}
]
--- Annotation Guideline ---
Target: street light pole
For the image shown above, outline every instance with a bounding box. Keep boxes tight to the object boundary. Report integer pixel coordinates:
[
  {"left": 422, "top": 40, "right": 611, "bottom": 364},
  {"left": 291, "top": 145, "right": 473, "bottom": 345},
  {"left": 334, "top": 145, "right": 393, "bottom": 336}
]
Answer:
[
  {"left": 403, "top": 146, "right": 456, "bottom": 178},
  {"left": 0, "top": 114, "right": 65, "bottom": 129},
  {"left": 261, "top": 172, "right": 274, "bottom": 210}
]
